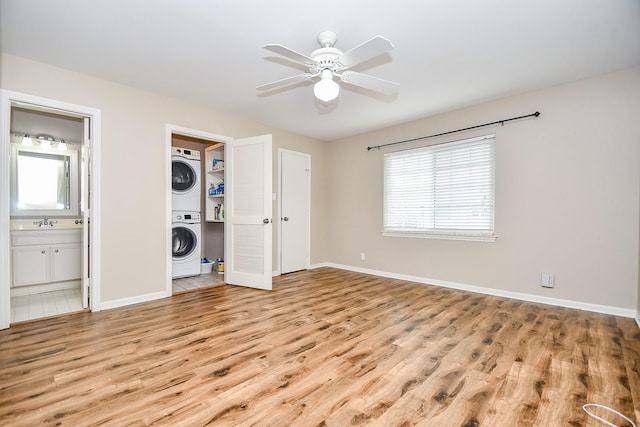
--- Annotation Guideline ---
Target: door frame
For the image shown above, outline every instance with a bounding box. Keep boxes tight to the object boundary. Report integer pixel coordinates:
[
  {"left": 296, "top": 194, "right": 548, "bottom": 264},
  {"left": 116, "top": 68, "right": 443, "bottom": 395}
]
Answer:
[
  {"left": 164, "top": 124, "right": 231, "bottom": 296},
  {"left": 278, "top": 148, "right": 311, "bottom": 275},
  {"left": 0, "top": 90, "right": 102, "bottom": 329}
]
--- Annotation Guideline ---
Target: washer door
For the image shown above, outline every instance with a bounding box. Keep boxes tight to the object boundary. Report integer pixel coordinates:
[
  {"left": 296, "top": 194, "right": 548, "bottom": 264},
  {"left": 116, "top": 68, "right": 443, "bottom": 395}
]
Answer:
[
  {"left": 172, "top": 226, "right": 197, "bottom": 259},
  {"left": 172, "top": 159, "right": 197, "bottom": 193}
]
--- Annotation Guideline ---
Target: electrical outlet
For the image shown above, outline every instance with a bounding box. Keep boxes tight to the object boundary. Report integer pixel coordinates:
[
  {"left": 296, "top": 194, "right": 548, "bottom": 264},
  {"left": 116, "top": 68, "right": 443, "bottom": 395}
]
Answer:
[
  {"left": 360, "top": 253, "right": 366, "bottom": 261},
  {"left": 541, "top": 273, "right": 554, "bottom": 288}
]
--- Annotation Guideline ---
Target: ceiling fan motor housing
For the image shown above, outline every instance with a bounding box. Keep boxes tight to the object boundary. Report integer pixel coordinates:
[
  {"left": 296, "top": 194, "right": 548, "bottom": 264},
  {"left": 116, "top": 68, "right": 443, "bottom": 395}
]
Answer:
[{"left": 310, "top": 47, "right": 344, "bottom": 74}]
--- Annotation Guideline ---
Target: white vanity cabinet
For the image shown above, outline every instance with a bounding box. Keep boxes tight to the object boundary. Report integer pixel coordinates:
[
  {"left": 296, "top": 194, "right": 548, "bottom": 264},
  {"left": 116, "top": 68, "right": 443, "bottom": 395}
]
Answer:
[{"left": 11, "top": 229, "right": 82, "bottom": 287}]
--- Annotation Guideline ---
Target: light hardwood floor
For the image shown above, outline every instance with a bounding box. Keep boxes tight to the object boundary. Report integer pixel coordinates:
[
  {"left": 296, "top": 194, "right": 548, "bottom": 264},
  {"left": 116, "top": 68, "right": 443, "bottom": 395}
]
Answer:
[{"left": 0, "top": 268, "right": 638, "bottom": 426}]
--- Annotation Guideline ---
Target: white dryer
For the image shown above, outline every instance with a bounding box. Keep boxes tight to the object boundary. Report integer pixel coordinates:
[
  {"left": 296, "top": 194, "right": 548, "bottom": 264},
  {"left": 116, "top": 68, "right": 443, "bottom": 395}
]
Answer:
[
  {"left": 172, "top": 211, "right": 201, "bottom": 278},
  {"left": 171, "top": 146, "right": 201, "bottom": 212}
]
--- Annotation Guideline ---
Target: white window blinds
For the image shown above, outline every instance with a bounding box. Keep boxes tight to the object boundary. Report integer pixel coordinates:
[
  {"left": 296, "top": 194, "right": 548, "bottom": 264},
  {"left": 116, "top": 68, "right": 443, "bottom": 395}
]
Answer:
[{"left": 383, "top": 134, "right": 495, "bottom": 241}]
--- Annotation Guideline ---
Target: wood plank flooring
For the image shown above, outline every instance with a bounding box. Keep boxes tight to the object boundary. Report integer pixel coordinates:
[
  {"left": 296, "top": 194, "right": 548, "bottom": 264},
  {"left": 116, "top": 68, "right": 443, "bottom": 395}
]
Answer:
[{"left": 0, "top": 267, "right": 638, "bottom": 426}]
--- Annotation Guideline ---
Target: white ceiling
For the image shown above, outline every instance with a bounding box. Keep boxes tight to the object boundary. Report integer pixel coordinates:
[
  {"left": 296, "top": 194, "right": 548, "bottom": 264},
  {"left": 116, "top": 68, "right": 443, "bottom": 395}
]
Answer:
[{"left": 1, "top": 0, "right": 639, "bottom": 141}]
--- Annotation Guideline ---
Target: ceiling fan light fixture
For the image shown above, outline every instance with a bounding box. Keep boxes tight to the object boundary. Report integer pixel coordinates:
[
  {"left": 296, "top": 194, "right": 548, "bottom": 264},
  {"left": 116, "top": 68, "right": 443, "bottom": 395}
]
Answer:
[{"left": 314, "top": 69, "right": 340, "bottom": 102}]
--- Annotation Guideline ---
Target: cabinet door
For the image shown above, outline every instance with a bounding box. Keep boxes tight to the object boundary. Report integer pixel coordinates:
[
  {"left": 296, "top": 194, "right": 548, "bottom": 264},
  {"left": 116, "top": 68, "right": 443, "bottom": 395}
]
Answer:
[
  {"left": 51, "top": 243, "right": 82, "bottom": 282},
  {"left": 11, "top": 246, "right": 50, "bottom": 287}
]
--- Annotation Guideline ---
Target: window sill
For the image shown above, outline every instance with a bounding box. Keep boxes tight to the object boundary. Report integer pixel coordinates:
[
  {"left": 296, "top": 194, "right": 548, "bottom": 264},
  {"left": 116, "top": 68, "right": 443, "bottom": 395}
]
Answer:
[{"left": 381, "top": 230, "right": 497, "bottom": 243}]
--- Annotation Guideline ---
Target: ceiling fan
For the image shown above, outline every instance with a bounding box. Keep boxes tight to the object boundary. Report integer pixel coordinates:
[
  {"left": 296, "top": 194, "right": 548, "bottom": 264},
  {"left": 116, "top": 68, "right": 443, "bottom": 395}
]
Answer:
[{"left": 257, "top": 30, "right": 399, "bottom": 102}]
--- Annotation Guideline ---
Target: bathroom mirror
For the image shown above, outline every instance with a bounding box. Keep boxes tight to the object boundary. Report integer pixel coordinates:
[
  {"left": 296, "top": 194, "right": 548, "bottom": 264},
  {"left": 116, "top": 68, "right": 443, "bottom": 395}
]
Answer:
[{"left": 10, "top": 143, "right": 79, "bottom": 216}]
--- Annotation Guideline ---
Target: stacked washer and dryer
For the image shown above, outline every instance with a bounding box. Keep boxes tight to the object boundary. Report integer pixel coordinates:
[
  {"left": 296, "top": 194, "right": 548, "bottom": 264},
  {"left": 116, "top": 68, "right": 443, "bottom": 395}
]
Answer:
[{"left": 171, "top": 147, "right": 202, "bottom": 278}]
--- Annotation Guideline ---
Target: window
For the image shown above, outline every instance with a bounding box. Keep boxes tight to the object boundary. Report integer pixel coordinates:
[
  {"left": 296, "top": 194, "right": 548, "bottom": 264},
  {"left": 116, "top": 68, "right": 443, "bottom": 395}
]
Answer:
[{"left": 383, "top": 134, "right": 495, "bottom": 241}]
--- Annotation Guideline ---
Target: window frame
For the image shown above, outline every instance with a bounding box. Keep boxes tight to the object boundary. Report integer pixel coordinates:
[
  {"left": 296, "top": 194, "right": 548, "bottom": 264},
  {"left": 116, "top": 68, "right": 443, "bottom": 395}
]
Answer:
[{"left": 382, "top": 134, "right": 496, "bottom": 242}]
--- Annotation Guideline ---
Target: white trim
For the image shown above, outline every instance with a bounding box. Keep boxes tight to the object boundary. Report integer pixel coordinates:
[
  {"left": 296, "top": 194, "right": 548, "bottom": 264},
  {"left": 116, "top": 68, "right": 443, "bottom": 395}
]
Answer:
[
  {"left": 381, "top": 231, "right": 497, "bottom": 242},
  {"left": 89, "top": 107, "right": 102, "bottom": 313},
  {"left": 309, "top": 263, "right": 637, "bottom": 319},
  {"left": 635, "top": 311, "right": 640, "bottom": 329},
  {"left": 100, "top": 291, "right": 166, "bottom": 311},
  {"left": 0, "top": 90, "right": 102, "bottom": 328},
  {"left": 0, "top": 95, "right": 11, "bottom": 329},
  {"left": 165, "top": 124, "right": 232, "bottom": 297}
]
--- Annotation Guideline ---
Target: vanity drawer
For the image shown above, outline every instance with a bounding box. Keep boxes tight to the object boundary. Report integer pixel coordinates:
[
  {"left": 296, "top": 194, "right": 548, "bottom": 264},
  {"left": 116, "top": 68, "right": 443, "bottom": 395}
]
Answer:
[{"left": 11, "top": 229, "right": 82, "bottom": 246}]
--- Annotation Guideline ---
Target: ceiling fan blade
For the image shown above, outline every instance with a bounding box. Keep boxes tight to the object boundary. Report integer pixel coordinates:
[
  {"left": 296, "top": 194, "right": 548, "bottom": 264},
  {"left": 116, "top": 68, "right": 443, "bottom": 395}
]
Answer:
[
  {"left": 339, "top": 71, "right": 399, "bottom": 95},
  {"left": 256, "top": 73, "right": 315, "bottom": 91},
  {"left": 338, "top": 36, "right": 394, "bottom": 68},
  {"left": 263, "top": 44, "right": 316, "bottom": 66}
]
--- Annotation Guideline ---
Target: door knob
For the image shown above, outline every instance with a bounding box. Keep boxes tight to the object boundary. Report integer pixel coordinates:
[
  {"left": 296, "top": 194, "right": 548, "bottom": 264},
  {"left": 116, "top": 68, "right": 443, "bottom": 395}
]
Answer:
[
  {"left": 263, "top": 218, "right": 270, "bottom": 224},
  {"left": 283, "top": 217, "right": 289, "bottom": 221}
]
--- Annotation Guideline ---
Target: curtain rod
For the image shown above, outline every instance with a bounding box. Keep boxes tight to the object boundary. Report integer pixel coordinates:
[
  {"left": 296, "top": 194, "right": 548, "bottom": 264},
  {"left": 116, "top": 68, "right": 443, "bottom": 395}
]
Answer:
[{"left": 367, "top": 111, "right": 541, "bottom": 151}]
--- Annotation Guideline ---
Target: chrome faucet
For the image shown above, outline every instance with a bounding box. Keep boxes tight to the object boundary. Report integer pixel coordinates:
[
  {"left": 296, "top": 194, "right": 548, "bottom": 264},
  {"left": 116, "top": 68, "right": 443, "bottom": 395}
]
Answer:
[{"left": 33, "top": 217, "right": 57, "bottom": 227}]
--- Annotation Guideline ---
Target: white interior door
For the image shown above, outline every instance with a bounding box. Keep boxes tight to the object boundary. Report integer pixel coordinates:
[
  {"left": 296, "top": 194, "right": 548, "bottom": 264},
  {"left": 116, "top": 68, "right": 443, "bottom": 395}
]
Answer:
[
  {"left": 280, "top": 150, "right": 310, "bottom": 274},
  {"left": 224, "top": 134, "right": 272, "bottom": 290},
  {"left": 81, "top": 117, "right": 90, "bottom": 309}
]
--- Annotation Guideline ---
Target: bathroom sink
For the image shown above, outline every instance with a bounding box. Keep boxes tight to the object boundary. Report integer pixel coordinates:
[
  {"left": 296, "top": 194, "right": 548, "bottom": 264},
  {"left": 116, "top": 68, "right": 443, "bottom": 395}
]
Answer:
[{"left": 10, "top": 219, "right": 83, "bottom": 231}]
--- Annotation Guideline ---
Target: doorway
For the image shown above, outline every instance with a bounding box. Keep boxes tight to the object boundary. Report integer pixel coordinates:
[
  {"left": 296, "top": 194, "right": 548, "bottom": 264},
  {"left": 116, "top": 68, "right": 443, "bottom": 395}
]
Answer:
[
  {"left": 279, "top": 149, "right": 311, "bottom": 274},
  {"left": 166, "top": 125, "right": 232, "bottom": 296},
  {"left": 0, "top": 90, "right": 101, "bottom": 329},
  {"left": 165, "top": 125, "right": 273, "bottom": 293},
  {"left": 169, "top": 132, "right": 226, "bottom": 294}
]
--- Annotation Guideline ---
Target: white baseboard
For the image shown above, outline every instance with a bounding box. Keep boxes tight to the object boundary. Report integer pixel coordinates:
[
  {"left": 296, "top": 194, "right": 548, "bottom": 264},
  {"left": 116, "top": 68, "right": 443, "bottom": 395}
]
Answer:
[
  {"left": 636, "top": 312, "right": 640, "bottom": 329},
  {"left": 100, "top": 291, "right": 167, "bottom": 311},
  {"left": 310, "top": 263, "right": 637, "bottom": 319}
]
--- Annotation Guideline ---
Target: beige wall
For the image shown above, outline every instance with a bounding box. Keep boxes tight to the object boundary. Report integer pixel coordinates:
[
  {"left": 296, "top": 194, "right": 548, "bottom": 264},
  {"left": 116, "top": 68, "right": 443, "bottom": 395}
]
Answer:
[
  {"left": 2, "top": 52, "right": 638, "bottom": 314},
  {"left": 328, "top": 67, "right": 640, "bottom": 311},
  {"left": 1, "top": 53, "right": 329, "bottom": 304}
]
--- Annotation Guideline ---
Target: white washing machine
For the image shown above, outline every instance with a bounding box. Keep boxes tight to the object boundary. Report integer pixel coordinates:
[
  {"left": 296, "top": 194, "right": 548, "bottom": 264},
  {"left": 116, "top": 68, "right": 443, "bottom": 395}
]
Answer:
[
  {"left": 172, "top": 146, "right": 201, "bottom": 212},
  {"left": 172, "top": 211, "right": 201, "bottom": 278}
]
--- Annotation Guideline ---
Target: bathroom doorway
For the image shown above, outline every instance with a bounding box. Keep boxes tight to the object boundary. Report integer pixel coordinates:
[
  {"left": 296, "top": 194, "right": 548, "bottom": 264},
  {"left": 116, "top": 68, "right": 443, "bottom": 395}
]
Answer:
[{"left": 0, "top": 90, "right": 101, "bottom": 329}]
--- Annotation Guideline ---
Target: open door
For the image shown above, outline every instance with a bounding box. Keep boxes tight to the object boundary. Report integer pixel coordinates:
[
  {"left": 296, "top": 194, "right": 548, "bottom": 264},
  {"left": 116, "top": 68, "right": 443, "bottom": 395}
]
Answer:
[
  {"left": 224, "top": 135, "right": 272, "bottom": 290},
  {"left": 81, "top": 117, "right": 91, "bottom": 308}
]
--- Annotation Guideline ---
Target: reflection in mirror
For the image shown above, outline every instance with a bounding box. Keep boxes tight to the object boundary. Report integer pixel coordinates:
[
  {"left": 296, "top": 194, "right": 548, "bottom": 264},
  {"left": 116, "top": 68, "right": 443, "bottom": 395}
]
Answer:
[
  {"left": 17, "top": 150, "right": 70, "bottom": 210},
  {"left": 10, "top": 143, "right": 79, "bottom": 217}
]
